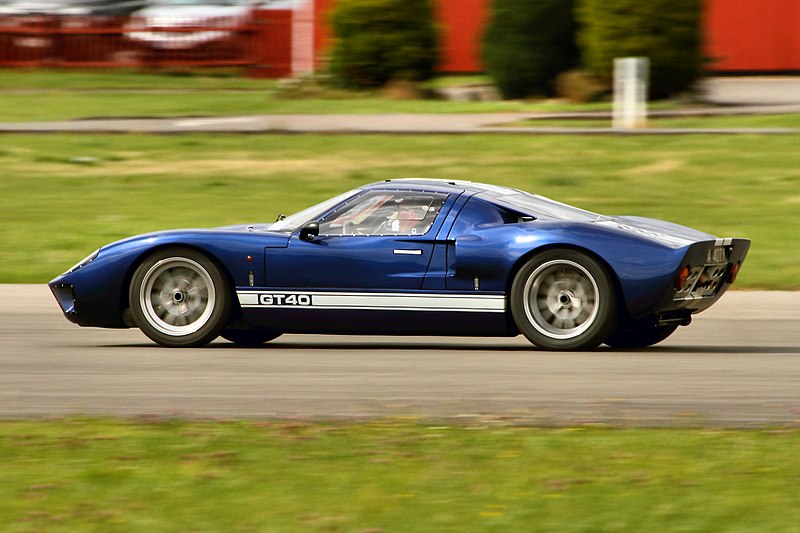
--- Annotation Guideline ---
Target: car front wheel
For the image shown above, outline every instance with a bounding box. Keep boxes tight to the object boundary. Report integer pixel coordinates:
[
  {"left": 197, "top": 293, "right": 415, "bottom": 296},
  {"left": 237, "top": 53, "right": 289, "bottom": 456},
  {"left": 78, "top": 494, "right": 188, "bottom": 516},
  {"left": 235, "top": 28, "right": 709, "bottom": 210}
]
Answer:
[
  {"left": 511, "top": 249, "right": 617, "bottom": 351},
  {"left": 130, "top": 248, "right": 231, "bottom": 347}
]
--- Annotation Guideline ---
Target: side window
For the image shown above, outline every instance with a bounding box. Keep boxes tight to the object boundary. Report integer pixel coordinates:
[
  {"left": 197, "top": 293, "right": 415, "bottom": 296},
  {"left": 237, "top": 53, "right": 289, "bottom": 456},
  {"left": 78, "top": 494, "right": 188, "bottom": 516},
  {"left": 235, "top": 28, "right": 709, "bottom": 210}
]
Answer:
[
  {"left": 449, "top": 197, "right": 517, "bottom": 237},
  {"left": 319, "top": 191, "right": 447, "bottom": 236}
]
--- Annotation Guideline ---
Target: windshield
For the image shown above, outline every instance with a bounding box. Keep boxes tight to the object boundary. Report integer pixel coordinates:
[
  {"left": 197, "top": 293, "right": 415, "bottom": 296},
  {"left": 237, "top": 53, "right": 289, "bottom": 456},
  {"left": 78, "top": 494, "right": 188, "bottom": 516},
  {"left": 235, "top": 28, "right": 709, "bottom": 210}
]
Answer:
[
  {"left": 268, "top": 188, "right": 362, "bottom": 232},
  {"left": 481, "top": 190, "right": 601, "bottom": 222}
]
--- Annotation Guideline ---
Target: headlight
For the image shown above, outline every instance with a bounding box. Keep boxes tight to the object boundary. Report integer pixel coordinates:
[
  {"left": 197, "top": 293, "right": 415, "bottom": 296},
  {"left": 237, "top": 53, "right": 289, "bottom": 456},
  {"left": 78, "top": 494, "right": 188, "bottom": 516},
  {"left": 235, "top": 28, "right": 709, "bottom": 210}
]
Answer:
[{"left": 66, "top": 249, "right": 100, "bottom": 274}]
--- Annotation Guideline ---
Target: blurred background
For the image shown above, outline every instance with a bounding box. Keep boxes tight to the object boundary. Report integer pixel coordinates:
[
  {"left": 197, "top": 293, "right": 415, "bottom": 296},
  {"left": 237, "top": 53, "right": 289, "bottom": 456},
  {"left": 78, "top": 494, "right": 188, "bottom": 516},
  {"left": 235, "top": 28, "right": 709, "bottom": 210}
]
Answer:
[
  {"left": 2, "top": 0, "right": 800, "bottom": 287},
  {"left": 0, "top": 0, "right": 796, "bottom": 92}
]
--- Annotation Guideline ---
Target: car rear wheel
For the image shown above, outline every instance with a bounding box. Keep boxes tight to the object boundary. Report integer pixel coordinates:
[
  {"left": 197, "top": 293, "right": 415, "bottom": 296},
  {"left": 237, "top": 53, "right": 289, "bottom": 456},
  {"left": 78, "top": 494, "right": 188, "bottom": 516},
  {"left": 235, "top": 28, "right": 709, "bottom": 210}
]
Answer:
[
  {"left": 130, "top": 248, "right": 231, "bottom": 347},
  {"left": 511, "top": 249, "right": 617, "bottom": 351},
  {"left": 604, "top": 325, "right": 678, "bottom": 349}
]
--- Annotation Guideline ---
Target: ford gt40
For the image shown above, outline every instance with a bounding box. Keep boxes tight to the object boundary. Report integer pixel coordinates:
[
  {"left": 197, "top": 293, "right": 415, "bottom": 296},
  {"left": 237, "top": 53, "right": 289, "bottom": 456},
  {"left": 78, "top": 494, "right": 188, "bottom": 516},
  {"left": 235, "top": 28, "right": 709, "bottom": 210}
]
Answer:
[{"left": 49, "top": 179, "right": 750, "bottom": 350}]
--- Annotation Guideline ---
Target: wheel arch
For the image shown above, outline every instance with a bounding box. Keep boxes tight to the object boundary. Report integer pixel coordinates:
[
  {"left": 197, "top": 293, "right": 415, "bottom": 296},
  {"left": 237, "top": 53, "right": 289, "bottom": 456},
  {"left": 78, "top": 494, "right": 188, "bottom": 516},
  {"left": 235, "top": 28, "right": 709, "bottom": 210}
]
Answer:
[
  {"left": 506, "top": 244, "right": 624, "bottom": 350},
  {"left": 118, "top": 243, "right": 239, "bottom": 324},
  {"left": 504, "top": 243, "right": 626, "bottom": 318}
]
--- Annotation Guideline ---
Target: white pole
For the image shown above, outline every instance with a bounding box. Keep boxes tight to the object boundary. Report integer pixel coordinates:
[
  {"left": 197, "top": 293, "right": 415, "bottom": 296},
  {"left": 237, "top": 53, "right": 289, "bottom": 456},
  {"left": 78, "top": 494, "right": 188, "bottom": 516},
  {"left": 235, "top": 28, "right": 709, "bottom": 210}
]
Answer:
[{"left": 613, "top": 57, "right": 649, "bottom": 129}]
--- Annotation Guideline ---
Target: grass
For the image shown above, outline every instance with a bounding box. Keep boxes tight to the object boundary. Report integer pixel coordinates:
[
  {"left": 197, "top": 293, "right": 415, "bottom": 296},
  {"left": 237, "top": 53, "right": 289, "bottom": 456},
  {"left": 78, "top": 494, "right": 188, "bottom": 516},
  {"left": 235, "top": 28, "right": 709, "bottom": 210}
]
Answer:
[
  {"left": 0, "top": 91, "right": 524, "bottom": 121},
  {"left": 0, "top": 70, "right": 620, "bottom": 121},
  {"left": 3, "top": 418, "right": 800, "bottom": 532},
  {"left": 0, "top": 133, "right": 798, "bottom": 287},
  {"left": 0, "top": 69, "right": 278, "bottom": 90}
]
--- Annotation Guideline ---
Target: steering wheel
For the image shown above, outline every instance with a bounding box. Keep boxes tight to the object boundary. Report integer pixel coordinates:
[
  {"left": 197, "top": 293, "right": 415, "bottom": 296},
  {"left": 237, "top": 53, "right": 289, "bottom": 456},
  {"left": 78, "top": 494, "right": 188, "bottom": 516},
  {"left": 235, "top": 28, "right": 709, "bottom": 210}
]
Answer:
[{"left": 343, "top": 221, "right": 361, "bottom": 235}]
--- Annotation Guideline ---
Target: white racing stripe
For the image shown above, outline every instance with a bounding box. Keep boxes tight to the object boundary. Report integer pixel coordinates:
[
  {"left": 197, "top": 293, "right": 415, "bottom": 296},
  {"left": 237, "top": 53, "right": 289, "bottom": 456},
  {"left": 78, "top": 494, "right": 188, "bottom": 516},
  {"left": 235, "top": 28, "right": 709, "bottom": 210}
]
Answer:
[{"left": 237, "top": 290, "right": 505, "bottom": 313}]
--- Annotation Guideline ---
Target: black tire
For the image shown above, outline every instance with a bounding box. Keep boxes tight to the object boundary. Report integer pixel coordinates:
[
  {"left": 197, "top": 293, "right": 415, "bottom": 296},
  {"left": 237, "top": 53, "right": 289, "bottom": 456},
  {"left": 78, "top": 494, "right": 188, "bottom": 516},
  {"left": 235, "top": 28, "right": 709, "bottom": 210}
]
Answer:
[
  {"left": 510, "top": 249, "right": 618, "bottom": 351},
  {"left": 604, "top": 325, "right": 678, "bottom": 349},
  {"left": 221, "top": 328, "right": 281, "bottom": 346},
  {"left": 129, "top": 248, "right": 232, "bottom": 347}
]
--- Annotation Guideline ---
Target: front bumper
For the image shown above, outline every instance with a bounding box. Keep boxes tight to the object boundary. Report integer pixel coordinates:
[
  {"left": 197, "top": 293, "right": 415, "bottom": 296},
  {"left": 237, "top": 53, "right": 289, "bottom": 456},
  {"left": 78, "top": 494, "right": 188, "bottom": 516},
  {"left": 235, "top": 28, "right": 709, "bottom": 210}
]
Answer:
[
  {"left": 50, "top": 282, "right": 79, "bottom": 322},
  {"left": 48, "top": 271, "right": 129, "bottom": 329}
]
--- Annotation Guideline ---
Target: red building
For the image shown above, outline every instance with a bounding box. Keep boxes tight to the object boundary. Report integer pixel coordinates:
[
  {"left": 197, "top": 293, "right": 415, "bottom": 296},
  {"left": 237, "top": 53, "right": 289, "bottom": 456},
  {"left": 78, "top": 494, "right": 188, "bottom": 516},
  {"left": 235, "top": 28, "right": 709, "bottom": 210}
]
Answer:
[
  {"left": 305, "top": 0, "right": 800, "bottom": 74},
  {"left": 705, "top": 0, "right": 800, "bottom": 71},
  {"left": 304, "top": 0, "right": 491, "bottom": 74}
]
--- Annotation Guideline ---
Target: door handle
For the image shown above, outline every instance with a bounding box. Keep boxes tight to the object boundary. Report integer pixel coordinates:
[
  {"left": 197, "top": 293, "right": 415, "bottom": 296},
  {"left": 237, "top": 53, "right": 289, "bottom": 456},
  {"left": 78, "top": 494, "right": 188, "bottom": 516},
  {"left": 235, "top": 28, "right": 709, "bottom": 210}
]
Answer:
[{"left": 393, "top": 249, "right": 423, "bottom": 255}]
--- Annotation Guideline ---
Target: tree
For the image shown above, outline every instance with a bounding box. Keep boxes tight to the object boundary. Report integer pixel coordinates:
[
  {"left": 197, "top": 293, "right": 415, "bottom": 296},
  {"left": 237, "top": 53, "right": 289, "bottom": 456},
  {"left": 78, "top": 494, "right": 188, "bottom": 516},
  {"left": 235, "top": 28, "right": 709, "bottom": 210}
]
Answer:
[
  {"left": 483, "top": 0, "right": 580, "bottom": 100},
  {"left": 577, "top": 0, "right": 704, "bottom": 99},
  {"left": 329, "top": 0, "right": 439, "bottom": 89}
]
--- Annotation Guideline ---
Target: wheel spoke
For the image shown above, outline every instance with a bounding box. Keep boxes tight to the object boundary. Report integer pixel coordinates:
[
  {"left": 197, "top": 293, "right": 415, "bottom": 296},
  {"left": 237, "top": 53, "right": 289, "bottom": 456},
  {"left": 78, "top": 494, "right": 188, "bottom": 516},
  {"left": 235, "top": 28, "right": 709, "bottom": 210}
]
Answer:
[
  {"left": 523, "top": 259, "right": 601, "bottom": 341},
  {"left": 139, "top": 256, "right": 217, "bottom": 337}
]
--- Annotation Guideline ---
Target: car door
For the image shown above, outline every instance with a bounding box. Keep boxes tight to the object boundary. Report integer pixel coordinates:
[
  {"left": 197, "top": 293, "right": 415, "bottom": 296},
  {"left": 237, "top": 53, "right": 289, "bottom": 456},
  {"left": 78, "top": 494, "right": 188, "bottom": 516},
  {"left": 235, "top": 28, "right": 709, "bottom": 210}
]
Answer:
[{"left": 265, "top": 190, "right": 452, "bottom": 290}]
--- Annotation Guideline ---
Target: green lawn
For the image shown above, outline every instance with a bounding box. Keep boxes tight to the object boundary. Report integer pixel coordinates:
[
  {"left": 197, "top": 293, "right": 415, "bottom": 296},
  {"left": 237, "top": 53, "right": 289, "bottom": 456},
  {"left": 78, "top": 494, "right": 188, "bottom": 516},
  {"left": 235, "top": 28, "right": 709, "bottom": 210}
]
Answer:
[
  {"left": 3, "top": 419, "right": 800, "bottom": 532},
  {"left": 4, "top": 70, "right": 774, "bottom": 124},
  {"left": 0, "top": 70, "right": 615, "bottom": 121},
  {"left": 1, "top": 133, "right": 797, "bottom": 287},
  {"left": 0, "top": 70, "right": 492, "bottom": 91}
]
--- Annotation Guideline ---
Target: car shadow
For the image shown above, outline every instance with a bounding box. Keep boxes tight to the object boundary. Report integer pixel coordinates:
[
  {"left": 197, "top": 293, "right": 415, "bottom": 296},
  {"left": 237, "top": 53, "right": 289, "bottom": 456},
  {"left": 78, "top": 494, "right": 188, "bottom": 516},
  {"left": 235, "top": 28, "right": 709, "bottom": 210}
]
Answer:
[
  {"left": 270, "top": 344, "right": 800, "bottom": 355},
  {"left": 101, "top": 341, "right": 800, "bottom": 355},
  {"left": 607, "top": 345, "right": 800, "bottom": 355}
]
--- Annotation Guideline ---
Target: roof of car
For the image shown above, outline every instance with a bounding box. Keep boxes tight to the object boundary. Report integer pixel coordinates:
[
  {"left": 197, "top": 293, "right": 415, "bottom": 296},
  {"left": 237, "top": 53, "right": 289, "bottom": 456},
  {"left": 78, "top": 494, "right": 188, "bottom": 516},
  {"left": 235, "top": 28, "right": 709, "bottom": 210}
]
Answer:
[{"left": 365, "top": 178, "right": 521, "bottom": 196}]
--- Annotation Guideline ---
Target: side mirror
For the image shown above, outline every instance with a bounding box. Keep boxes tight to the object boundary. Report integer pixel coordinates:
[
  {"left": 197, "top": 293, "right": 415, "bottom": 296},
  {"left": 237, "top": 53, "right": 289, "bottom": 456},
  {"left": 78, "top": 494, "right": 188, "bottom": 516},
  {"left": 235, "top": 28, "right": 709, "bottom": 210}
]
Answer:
[{"left": 300, "top": 222, "right": 320, "bottom": 242}]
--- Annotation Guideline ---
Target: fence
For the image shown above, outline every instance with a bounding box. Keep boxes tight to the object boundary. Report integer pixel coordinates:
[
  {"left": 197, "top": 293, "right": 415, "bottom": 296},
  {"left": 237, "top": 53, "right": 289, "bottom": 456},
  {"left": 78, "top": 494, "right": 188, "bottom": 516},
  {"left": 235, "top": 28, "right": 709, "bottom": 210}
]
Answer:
[{"left": 0, "top": 10, "right": 292, "bottom": 76}]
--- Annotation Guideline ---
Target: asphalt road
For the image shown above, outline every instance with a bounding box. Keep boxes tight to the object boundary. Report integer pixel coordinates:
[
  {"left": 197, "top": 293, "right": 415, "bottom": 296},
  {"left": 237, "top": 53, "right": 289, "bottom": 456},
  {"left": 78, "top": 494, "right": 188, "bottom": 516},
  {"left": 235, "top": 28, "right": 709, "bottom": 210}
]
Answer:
[
  {"left": 2, "top": 110, "right": 799, "bottom": 135},
  {"left": 2, "top": 285, "right": 799, "bottom": 427}
]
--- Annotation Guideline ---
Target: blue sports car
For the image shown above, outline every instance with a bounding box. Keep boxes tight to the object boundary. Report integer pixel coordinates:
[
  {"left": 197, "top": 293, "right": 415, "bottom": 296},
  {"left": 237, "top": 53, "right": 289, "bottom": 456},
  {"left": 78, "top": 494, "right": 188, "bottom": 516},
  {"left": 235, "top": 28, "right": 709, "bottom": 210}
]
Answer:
[{"left": 50, "top": 179, "right": 749, "bottom": 350}]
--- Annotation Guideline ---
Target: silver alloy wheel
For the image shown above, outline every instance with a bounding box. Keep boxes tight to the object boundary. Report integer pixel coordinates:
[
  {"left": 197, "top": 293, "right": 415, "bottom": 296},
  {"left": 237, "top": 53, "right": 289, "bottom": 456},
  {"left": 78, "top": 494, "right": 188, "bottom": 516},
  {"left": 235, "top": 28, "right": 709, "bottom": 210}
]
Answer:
[
  {"left": 138, "top": 257, "right": 216, "bottom": 337},
  {"left": 522, "top": 259, "right": 600, "bottom": 340}
]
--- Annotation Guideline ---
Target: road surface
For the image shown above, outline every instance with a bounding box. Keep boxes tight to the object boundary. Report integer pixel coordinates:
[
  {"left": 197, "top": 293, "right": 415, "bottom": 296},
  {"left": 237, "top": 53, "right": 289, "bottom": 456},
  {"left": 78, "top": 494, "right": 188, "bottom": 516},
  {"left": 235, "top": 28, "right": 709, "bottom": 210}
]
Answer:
[{"left": 2, "top": 285, "right": 798, "bottom": 427}]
